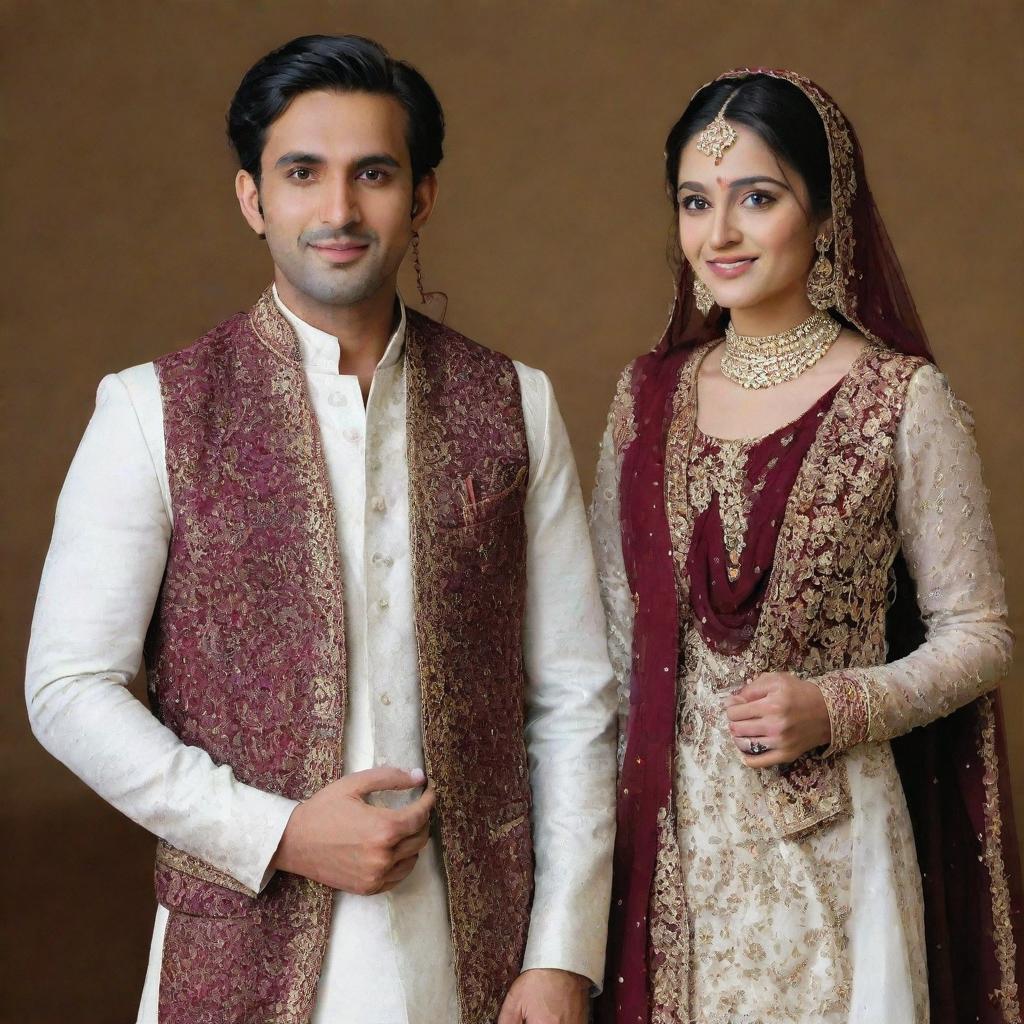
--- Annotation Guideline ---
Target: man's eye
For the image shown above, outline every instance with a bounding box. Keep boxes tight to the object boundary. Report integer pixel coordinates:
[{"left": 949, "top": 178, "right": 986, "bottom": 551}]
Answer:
[
  {"left": 359, "top": 168, "right": 390, "bottom": 183},
  {"left": 681, "top": 195, "right": 709, "bottom": 211},
  {"left": 288, "top": 167, "right": 313, "bottom": 181}
]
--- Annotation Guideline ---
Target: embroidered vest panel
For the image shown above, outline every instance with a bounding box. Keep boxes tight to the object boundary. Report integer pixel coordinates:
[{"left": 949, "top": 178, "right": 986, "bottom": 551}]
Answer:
[
  {"left": 406, "top": 309, "right": 534, "bottom": 1023},
  {"left": 751, "top": 347, "right": 925, "bottom": 676},
  {"left": 146, "top": 294, "right": 532, "bottom": 1023}
]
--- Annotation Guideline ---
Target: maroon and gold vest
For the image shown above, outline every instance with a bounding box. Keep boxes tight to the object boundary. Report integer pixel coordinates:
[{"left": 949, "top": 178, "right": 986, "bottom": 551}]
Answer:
[{"left": 144, "top": 290, "right": 534, "bottom": 1023}]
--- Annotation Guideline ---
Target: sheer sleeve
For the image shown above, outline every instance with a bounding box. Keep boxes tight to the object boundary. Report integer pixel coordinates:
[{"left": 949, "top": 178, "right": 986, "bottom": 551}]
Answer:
[
  {"left": 816, "top": 364, "right": 1014, "bottom": 753},
  {"left": 589, "top": 369, "right": 637, "bottom": 771}
]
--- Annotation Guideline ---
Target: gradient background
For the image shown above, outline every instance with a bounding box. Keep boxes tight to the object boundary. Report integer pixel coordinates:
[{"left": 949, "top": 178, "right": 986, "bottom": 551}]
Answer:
[{"left": 3, "top": 1, "right": 1021, "bottom": 1020}]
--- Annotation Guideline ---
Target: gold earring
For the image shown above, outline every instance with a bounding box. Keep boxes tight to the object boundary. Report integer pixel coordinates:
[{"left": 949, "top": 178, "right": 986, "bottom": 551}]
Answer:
[
  {"left": 807, "top": 235, "right": 836, "bottom": 310},
  {"left": 692, "top": 273, "right": 715, "bottom": 315}
]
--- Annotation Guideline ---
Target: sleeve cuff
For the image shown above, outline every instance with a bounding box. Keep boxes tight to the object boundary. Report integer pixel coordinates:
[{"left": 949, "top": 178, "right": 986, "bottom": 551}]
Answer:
[
  {"left": 519, "top": 950, "right": 605, "bottom": 996},
  {"left": 521, "top": 902, "right": 609, "bottom": 994},
  {"left": 239, "top": 795, "right": 300, "bottom": 893},
  {"left": 815, "top": 671, "right": 871, "bottom": 758}
]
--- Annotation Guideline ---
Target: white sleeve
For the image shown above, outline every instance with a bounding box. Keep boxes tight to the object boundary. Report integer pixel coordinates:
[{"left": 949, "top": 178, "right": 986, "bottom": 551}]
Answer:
[
  {"left": 25, "top": 369, "right": 297, "bottom": 894},
  {"left": 514, "top": 362, "right": 618, "bottom": 990},
  {"left": 815, "top": 364, "right": 1013, "bottom": 753},
  {"left": 589, "top": 374, "right": 636, "bottom": 774}
]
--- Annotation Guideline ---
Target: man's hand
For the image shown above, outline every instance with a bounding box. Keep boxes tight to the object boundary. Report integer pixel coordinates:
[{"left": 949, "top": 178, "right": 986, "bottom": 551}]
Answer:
[
  {"left": 725, "top": 672, "right": 832, "bottom": 767},
  {"left": 497, "top": 968, "right": 590, "bottom": 1024},
  {"left": 271, "top": 767, "right": 435, "bottom": 894}
]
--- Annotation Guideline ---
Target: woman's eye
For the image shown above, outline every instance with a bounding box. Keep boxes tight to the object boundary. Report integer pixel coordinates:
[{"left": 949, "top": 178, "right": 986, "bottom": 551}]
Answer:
[
  {"left": 681, "top": 195, "right": 710, "bottom": 211},
  {"left": 742, "top": 191, "right": 775, "bottom": 208}
]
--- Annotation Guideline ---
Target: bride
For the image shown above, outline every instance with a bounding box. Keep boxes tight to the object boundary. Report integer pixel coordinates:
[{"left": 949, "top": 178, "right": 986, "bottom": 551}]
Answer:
[{"left": 591, "top": 68, "right": 1020, "bottom": 1023}]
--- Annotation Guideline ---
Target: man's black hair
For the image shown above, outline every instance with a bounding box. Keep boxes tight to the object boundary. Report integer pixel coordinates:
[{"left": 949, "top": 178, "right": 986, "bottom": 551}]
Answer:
[{"left": 227, "top": 34, "right": 445, "bottom": 187}]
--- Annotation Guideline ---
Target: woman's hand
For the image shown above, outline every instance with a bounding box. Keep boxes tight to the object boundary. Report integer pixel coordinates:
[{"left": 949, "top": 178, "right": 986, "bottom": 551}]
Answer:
[{"left": 724, "top": 672, "right": 832, "bottom": 767}]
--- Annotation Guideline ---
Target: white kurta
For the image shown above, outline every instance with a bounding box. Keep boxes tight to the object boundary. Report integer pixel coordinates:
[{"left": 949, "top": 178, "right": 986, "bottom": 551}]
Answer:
[{"left": 26, "top": 288, "right": 618, "bottom": 1024}]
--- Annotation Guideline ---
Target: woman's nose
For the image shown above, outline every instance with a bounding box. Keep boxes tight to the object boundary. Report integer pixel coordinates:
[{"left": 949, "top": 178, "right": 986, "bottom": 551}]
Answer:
[{"left": 708, "top": 204, "right": 741, "bottom": 250}]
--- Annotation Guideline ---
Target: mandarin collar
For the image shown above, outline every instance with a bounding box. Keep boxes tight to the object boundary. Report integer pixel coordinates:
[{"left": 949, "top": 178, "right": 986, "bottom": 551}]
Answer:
[{"left": 271, "top": 284, "right": 407, "bottom": 375}]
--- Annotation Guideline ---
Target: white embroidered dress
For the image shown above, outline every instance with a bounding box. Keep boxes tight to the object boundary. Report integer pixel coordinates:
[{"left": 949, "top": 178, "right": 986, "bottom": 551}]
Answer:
[{"left": 590, "top": 361, "right": 1012, "bottom": 1024}]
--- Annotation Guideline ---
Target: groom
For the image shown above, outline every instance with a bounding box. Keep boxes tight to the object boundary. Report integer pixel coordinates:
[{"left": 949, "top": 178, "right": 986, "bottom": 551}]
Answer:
[{"left": 26, "top": 34, "right": 616, "bottom": 1024}]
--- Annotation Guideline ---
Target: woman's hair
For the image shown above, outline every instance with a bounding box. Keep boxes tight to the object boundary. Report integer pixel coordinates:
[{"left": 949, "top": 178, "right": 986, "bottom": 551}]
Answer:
[
  {"left": 227, "top": 34, "right": 445, "bottom": 187},
  {"left": 664, "top": 74, "right": 831, "bottom": 217}
]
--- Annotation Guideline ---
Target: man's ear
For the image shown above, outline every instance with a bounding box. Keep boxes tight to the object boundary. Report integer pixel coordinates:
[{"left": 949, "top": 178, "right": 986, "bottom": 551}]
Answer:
[
  {"left": 235, "top": 169, "right": 266, "bottom": 238},
  {"left": 410, "top": 172, "right": 439, "bottom": 231}
]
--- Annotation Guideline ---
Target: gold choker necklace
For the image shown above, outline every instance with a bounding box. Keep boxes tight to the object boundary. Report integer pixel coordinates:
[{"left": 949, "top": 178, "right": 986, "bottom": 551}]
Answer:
[{"left": 721, "top": 311, "right": 841, "bottom": 389}]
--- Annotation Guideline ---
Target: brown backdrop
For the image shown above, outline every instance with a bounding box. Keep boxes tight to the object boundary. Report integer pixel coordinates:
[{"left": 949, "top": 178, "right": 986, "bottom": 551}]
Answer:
[{"left": 3, "top": 1, "right": 1022, "bottom": 1020}]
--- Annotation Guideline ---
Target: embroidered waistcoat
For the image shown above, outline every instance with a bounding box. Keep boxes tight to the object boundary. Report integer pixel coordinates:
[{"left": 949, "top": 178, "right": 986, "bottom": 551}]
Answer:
[
  {"left": 663, "top": 342, "right": 926, "bottom": 836},
  {"left": 144, "top": 290, "right": 534, "bottom": 1024}
]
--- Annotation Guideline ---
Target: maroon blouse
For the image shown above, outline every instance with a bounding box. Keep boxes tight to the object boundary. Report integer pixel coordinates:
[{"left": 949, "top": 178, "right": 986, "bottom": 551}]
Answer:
[{"left": 687, "top": 381, "right": 842, "bottom": 654}]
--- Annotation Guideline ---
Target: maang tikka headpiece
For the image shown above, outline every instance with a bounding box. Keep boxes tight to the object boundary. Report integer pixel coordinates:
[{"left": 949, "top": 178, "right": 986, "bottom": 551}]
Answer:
[{"left": 696, "top": 95, "right": 738, "bottom": 164}]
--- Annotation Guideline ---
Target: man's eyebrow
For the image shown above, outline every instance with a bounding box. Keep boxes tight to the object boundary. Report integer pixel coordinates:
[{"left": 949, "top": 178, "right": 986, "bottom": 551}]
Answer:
[
  {"left": 677, "top": 175, "right": 792, "bottom": 194},
  {"left": 274, "top": 151, "right": 325, "bottom": 169},
  {"left": 353, "top": 153, "right": 402, "bottom": 171},
  {"left": 274, "top": 152, "right": 403, "bottom": 171}
]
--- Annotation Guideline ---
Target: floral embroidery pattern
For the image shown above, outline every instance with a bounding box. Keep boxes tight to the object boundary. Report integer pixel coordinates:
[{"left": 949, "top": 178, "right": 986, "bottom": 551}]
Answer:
[
  {"left": 688, "top": 434, "right": 774, "bottom": 582},
  {"left": 611, "top": 362, "right": 639, "bottom": 454},
  {"left": 649, "top": 807, "right": 690, "bottom": 1024}
]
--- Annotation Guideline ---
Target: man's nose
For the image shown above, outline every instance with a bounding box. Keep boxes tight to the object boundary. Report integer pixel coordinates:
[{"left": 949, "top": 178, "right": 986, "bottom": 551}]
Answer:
[{"left": 320, "top": 175, "right": 360, "bottom": 228}]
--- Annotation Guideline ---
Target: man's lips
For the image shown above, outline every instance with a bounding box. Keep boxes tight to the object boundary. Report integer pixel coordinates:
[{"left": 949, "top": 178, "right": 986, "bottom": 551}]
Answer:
[
  {"left": 310, "top": 241, "right": 370, "bottom": 264},
  {"left": 705, "top": 257, "right": 757, "bottom": 279}
]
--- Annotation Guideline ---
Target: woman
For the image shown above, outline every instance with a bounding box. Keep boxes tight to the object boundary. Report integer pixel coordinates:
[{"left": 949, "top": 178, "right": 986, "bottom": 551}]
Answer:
[{"left": 592, "top": 69, "right": 1022, "bottom": 1024}]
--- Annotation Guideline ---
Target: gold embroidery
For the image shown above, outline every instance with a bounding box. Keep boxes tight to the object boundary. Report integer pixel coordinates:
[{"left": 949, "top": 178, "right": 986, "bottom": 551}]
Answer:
[
  {"left": 611, "top": 362, "right": 638, "bottom": 453},
  {"left": 689, "top": 437, "right": 757, "bottom": 582},
  {"left": 666, "top": 626, "right": 856, "bottom": 1021},
  {"left": 978, "top": 695, "right": 1022, "bottom": 1023},
  {"left": 816, "top": 671, "right": 871, "bottom": 756},
  {"left": 665, "top": 342, "right": 712, "bottom": 621},
  {"left": 156, "top": 840, "right": 256, "bottom": 897},
  {"left": 649, "top": 807, "right": 690, "bottom": 1024}
]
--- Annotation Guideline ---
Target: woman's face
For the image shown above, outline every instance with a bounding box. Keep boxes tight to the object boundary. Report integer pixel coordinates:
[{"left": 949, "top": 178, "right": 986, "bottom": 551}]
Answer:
[{"left": 675, "top": 123, "right": 828, "bottom": 316}]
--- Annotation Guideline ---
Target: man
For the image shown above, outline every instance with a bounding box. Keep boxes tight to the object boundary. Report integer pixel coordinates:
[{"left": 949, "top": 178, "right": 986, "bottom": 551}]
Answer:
[{"left": 26, "top": 34, "right": 616, "bottom": 1024}]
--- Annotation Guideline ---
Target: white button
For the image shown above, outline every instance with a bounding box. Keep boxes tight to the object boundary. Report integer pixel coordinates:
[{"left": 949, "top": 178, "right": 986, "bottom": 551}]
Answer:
[
  {"left": 378, "top": 597, "right": 390, "bottom": 610},
  {"left": 371, "top": 552, "right": 394, "bottom": 568},
  {"left": 380, "top": 693, "right": 392, "bottom": 706},
  {"left": 328, "top": 391, "right": 347, "bottom": 407},
  {"left": 371, "top": 496, "right": 387, "bottom": 513},
  {"left": 344, "top": 428, "right": 361, "bottom": 443}
]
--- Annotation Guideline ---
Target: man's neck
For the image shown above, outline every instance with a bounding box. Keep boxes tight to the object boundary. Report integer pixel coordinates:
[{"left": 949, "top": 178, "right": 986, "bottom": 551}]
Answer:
[{"left": 274, "top": 271, "right": 400, "bottom": 390}]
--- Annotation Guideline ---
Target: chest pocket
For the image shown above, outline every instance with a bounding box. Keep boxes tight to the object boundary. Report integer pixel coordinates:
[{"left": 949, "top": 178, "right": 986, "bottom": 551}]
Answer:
[{"left": 442, "top": 465, "right": 529, "bottom": 578}]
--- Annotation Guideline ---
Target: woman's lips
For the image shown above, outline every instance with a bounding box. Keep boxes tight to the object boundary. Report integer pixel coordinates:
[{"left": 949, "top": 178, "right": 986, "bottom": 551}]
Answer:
[
  {"left": 705, "top": 257, "right": 757, "bottom": 279},
  {"left": 311, "top": 242, "right": 369, "bottom": 264}
]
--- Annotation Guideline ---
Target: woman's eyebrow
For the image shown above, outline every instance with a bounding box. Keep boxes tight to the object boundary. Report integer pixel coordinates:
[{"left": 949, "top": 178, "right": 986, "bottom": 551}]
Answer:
[{"left": 677, "top": 175, "right": 792, "bottom": 194}]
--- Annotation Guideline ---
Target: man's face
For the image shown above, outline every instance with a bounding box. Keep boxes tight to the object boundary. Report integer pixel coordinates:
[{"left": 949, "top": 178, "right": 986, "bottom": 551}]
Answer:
[{"left": 236, "top": 89, "right": 435, "bottom": 310}]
